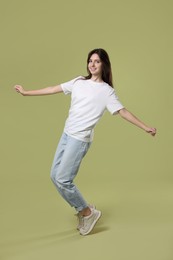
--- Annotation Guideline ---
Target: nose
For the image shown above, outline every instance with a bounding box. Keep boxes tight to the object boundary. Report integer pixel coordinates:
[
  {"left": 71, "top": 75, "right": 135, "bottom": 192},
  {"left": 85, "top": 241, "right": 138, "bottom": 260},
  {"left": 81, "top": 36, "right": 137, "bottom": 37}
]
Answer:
[{"left": 91, "top": 61, "right": 95, "bottom": 67}]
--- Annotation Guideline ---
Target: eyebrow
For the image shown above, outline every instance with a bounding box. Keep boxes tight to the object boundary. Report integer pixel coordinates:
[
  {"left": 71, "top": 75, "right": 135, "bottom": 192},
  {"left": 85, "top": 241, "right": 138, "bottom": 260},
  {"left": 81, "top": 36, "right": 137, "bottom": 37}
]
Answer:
[{"left": 89, "top": 58, "right": 101, "bottom": 62}]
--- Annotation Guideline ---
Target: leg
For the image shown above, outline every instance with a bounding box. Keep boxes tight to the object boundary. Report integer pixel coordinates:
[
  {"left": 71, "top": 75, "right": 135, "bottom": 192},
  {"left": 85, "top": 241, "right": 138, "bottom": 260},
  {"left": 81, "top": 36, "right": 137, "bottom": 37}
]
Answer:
[{"left": 50, "top": 133, "right": 91, "bottom": 212}]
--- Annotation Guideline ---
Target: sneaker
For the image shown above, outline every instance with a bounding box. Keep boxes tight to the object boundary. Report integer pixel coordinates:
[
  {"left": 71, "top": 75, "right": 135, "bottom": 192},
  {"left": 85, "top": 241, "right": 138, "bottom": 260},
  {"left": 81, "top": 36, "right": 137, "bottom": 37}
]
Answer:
[
  {"left": 79, "top": 208, "right": 101, "bottom": 236},
  {"left": 76, "top": 212, "right": 83, "bottom": 231},
  {"left": 76, "top": 205, "right": 95, "bottom": 230}
]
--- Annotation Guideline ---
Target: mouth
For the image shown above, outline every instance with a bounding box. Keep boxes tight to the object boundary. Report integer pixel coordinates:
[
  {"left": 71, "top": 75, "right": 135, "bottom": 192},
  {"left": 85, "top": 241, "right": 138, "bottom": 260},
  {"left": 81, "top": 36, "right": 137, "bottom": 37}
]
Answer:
[{"left": 89, "top": 68, "right": 97, "bottom": 72}]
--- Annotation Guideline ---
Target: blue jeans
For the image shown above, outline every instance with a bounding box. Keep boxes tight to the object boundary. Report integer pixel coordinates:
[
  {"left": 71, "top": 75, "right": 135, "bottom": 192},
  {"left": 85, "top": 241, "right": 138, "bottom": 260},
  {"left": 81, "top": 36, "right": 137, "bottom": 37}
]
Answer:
[{"left": 50, "top": 133, "right": 91, "bottom": 212}]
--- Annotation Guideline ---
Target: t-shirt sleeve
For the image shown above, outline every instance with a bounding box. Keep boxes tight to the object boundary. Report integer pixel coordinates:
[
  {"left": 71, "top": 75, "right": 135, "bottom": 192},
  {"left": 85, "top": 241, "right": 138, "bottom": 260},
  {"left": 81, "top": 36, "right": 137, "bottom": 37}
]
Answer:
[
  {"left": 106, "top": 89, "right": 124, "bottom": 115},
  {"left": 60, "top": 76, "right": 83, "bottom": 95}
]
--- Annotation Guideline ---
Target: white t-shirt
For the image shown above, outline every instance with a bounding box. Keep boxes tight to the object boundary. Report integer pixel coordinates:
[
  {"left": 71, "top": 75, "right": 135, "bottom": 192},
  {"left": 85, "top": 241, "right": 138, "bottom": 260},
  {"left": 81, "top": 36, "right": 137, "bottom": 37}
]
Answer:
[{"left": 61, "top": 76, "right": 124, "bottom": 142}]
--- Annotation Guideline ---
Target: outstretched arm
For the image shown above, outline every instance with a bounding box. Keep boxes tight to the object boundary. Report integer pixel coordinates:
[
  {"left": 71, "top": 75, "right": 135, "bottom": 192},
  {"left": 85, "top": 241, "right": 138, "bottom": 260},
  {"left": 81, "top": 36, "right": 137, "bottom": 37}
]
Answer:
[
  {"left": 118, "top": 108, "right": 156, "bottom": 136},
  {"left": 14, "top": 84, "right": 63, "bottom": 96}
]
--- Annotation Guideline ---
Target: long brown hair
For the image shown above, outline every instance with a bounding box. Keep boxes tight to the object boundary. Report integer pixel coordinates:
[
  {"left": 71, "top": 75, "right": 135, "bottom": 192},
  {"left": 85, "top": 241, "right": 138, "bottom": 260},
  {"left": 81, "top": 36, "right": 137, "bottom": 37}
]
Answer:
[{"left": 85, "top": 48, "right": 114, "bottom": 88}]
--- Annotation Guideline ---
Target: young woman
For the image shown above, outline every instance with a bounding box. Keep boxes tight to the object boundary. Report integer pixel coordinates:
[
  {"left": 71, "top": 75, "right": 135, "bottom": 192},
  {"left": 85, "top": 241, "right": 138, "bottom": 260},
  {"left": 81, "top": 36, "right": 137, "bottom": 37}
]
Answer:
[{"left": 14, "top": 48, "right": 156, "bottom": 235}]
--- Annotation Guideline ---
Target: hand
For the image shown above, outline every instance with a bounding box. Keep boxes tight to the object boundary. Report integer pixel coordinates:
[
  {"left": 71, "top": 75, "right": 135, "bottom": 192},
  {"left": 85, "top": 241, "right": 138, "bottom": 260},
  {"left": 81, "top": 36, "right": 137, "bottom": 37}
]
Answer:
[
  {"left": 145, "top": 127, "right": 157, "bottom": 136},
  {"left": 14, "top": 85, "right": 25, "bottom": 95}
]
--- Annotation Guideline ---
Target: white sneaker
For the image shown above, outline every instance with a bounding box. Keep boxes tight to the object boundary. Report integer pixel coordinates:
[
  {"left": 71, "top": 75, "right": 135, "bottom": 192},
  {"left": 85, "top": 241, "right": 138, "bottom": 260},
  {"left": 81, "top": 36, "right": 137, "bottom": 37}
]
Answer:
[
  {"left": 79, "top": 209, "right": 101, "bottom": 236},
  {"left": 76, "top": 213, "right": 83, "bottom": 231},
  {"left": 76, "top": 205, "right": 95, "bottom": 230}
]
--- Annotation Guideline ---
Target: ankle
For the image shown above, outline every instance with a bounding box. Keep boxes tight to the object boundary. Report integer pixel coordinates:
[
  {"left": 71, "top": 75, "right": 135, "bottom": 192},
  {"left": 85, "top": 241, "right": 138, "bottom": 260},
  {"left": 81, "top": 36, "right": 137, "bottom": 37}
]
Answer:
[{"left": 80, "top": 207, "right": 91, "bottom": 217}]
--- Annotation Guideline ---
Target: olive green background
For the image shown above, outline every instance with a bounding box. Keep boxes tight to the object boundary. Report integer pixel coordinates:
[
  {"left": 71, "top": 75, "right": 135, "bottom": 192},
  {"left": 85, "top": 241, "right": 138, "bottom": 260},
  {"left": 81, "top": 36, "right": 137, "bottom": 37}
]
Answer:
[{"left": 1, "top": 0, "right": 172, "bottom": 259}]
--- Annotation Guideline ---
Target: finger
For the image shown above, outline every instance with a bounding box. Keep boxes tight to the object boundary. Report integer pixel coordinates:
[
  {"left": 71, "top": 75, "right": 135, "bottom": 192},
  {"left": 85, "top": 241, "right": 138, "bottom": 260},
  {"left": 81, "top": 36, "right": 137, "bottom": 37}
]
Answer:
[{"left": 151, "top": 131, "right": 156, "bottom": 136}]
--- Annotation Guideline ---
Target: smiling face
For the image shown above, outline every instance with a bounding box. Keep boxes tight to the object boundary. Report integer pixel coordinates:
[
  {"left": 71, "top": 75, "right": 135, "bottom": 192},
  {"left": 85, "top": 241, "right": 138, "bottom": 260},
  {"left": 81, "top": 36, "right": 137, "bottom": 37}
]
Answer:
[
  {"left": 87, "top": 53, "right": 102, "bottom": 80},
  {"left": 86, "top": 48, "right": 113, "bottom": 86}
]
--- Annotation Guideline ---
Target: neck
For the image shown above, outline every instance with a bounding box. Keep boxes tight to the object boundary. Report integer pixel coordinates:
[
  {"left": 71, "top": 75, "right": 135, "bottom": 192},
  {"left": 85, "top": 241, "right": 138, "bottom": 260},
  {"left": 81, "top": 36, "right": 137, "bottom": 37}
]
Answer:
[{"left": 90, "top": 75, "right": 103, "bottom": 83}]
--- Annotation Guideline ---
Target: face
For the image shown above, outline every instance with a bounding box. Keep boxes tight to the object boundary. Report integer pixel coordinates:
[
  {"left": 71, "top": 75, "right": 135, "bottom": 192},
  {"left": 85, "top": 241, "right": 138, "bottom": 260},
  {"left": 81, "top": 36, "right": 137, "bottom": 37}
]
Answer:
[{"left": 88, "top": 53, "right": 102, "bottom": 78}]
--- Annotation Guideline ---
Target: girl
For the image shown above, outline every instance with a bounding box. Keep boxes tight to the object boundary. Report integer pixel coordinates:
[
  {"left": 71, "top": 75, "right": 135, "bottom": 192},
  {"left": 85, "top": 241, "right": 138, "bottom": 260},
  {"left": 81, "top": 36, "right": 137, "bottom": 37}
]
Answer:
[{"left": 14, "top": 48, "right": 156, "bottom": 235}]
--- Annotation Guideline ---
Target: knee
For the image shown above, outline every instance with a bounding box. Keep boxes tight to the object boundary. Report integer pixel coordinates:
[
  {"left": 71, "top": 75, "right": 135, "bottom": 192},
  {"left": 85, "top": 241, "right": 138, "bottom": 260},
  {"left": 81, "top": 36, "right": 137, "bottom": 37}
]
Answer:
[
  {"left": 50, "top": 165, "right": 72, "bottom": 189},
  {"left": 50, "top": 168, "right": 63, "bottom": 187},
  {"left": 50, "top": 167, "right": 57, "bottom": 183}
]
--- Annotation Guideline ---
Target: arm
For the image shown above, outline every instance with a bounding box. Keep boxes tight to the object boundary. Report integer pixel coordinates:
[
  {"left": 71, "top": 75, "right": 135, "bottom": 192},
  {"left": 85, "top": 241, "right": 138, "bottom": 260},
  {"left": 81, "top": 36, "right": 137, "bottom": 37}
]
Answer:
[
  {"left": 14, "top": 84, "right": 63, "bottom": 96},
  {"left": 118, "top": 108, "right": 156, "bottom": 136}
]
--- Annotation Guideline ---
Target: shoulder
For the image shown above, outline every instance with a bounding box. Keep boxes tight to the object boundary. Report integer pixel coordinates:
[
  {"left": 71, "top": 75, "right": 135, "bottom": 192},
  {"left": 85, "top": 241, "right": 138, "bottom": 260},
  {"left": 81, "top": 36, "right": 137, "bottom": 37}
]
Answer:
[
  {"left": 73, "top": 76, "right": 85, "bottom": 83},
  {"left": 67, "top": 76, "right": 86, "bottom": 86},
  {"left": 61, "top": 76, "right": 84, "bottom": 86},
  {"left": 102, "top": 82, "right": 115, "bottom": 94}
]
